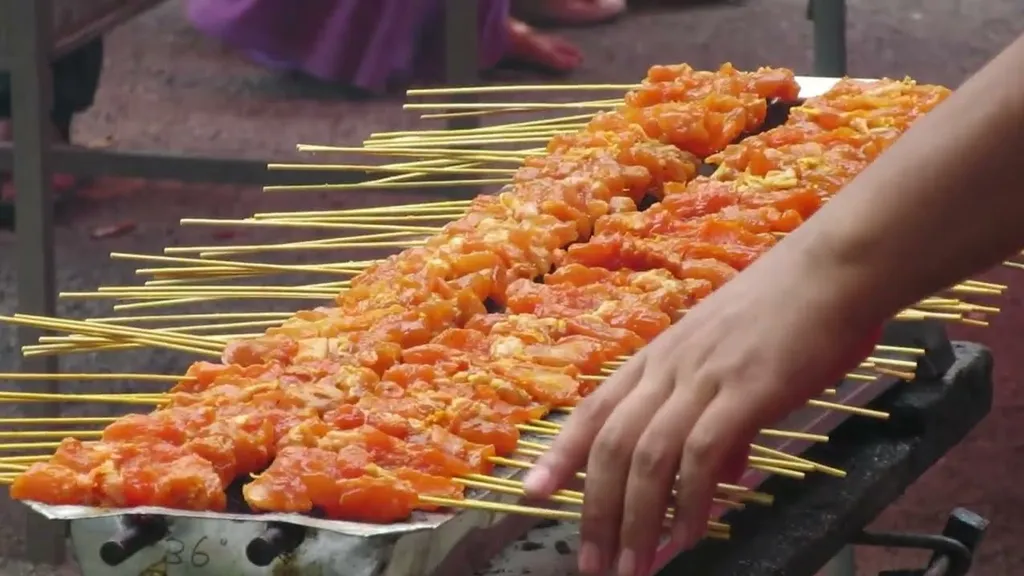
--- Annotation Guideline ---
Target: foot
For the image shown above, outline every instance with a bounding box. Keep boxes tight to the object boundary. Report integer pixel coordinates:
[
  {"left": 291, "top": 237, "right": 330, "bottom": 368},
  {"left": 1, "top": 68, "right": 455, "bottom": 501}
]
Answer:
[
  {"left": 513, "top": 0, "right": 626, "bottom": 26},
  {"left": 502, "top": 19, "right": 584, "bottom": 74}
]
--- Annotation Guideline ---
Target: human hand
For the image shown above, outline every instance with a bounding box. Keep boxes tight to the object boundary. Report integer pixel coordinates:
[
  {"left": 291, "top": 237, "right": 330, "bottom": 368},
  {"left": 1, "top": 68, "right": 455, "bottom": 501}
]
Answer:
[{"left": 522, "top": 247, "right": 883, "bottom": 576}]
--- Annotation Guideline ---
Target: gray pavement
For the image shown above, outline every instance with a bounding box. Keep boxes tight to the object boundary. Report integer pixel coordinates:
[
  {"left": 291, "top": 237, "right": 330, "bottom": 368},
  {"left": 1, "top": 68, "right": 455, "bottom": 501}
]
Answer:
[{"left": 0, "top": 0, "right": 1022, "bottom": 573}]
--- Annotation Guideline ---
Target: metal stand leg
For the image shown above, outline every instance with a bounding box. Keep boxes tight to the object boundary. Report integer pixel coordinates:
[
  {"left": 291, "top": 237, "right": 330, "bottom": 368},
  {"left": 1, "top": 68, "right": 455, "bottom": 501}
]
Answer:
[
  {"left": 9, "top": 0, "right": 66, "bottom": 564},
  {"left": 820, "top": 546, "right": 857, "bottom": 576},
  {"left": 807, "top": 0, "right": 848, "bottom": 77},
  {"left": 442, "top": 0, "right": 482, "bottom": 199},
  {"left": 443, "top": 0, "right": 481, "bottom": 132}
]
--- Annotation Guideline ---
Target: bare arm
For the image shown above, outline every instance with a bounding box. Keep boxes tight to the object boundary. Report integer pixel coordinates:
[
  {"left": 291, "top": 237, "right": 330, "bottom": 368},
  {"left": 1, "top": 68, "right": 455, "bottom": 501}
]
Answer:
[{"left": 771, "top": 33, "right": 1024, "bottom": 329}]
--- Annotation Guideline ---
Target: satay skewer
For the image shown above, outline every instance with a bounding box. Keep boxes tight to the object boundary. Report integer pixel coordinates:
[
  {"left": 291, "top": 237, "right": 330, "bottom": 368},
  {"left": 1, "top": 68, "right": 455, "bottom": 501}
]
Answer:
[{"left": 405, "top": 84, "right": 639, "bottom": 96}]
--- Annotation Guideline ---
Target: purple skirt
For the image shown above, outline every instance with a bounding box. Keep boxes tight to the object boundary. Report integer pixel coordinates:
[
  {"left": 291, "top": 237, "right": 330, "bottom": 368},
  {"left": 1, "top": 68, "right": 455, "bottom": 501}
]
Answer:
[{"left": 187, "top": 0, "right": 509, "bottom": 93}]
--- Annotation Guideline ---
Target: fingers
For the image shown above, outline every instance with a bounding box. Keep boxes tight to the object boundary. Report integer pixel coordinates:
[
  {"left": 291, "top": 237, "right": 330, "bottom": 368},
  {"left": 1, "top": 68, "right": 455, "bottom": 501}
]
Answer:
[
  {"left": 673, "top": 386, "right": 763, "bottom": 550},
  {"left": 719, "top": 444, "right": 751, "bottom": 486},
  {"left": 615, "top": 382, "right": 716, "bottom": 576},
  {"left": 523, "top": 351, "right": 646, "bottom": 498},
  {"left": 579, "top": 367, "right": 675, "bottom": 575}
]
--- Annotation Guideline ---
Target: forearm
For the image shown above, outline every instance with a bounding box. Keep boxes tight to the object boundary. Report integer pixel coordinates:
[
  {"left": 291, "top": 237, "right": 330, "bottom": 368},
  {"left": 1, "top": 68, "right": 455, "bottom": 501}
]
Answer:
[{"left": 779, "top": 34, "right": 1024, "bottom": 327}]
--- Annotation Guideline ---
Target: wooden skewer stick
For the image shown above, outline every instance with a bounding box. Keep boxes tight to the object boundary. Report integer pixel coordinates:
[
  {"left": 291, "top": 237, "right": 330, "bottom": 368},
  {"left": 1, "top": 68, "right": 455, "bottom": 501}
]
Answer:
[
  {"left": 3, "top": 314, "right": 223, "bottom": 358},
  {"left": 464, "top": 474, "right": 746, "bottom": 511},
  {"left": 875, "top": 345, "right": 927, "bottom": 355},
  {"left": 260, "top": 214, "right": 464, "bottom": 224},
  {"left": 111, "top": 278, "right": 349, "bottom": 312},
  {"left": 165, "top": 231, "right": 425, "bottom": 257},
  {"left": 367, "top": 114, "right": 594, "bottom": 138},
  {"left": 88, "top": 312, "right": 294, "bottom": 324},
  {"left": 417, "top": 107, "right": 593, "bottom": 120},
  {"left": 0, "top": 391, "right": 166, "bottom": 405},
  {"left": 364, "top": 135, "right": 553, "bottom": 149},
  {"left": 0, "top": 417, "right": 122, "bottom": 426},
  {"left": 865, "top": 356, "right": 918, "bottom": 369},
  {"left": 946, "top": 285, "right": 1003, "bottom": 296},
  {"left": 264, "top": 178, "right": 512, "bottom": 193},
  {"left": 0, "top": 373, "right": 187, "bottom": 383},
  {"left": 267, "top": 162, "right": 518, "bottom": 176},
  {"left": 118, "top": 252, "right": 366, "bottom": 278},
  {"left": 145, "top": 274, "right": 265, "bottom": 287},
  {"left": 0, "top": 455, "right": 57, "bottom": 463},
  {"left": 366, "top": 129, "right": 574, "bottom": 144},
  {"left": 873, "top": 368, "right": 918, "bottom": 380},
  {"left": 962, "top": 279, "right": 1008, "bottom": 290},
  {"left": 806, "top": 399, "right": 889, "bottom": 419},
  {"left": 453, "top": 477, "right": 735, "bottom": 531},
  {"left": 180, "top": 217, "right": 440, "bottom": 234},
  {"left": 0, "top": 430, "right": 103, "bottom": 440},
  {"left": 37, "top": 318, "right": 284, "bottom": 345},
  {"left": 254, "top": 204, "right": 472, "bottom": 219},
  {"left": 96, "top": 284, "right": 342, "bottom": 294},
  {"left": 748, "top": 444, "right": 846, "bottom": 479},
  {"left": 0, "top": 442, "right": 66, "bottom": 451},
  {"left": 417, "top": 495, "right": 728, "bottom": 537},
  {"left": 515, "top": 444, "right": 812, "bottom": 474},
  {"left": 519, "top": 422, "right": 828, "bottom": 444},
  {"left": 61, "top": 291, "right": 337, "bottom": 302},
  {"left": 295, "top": 144, "right": 534, "bottom": 158},
  {"left": 489, "top": 456, "right": 772, "bottom": 506},
  {"left": 402, "top": 99, "right": 620, "bottom": 111},
  {"left": 405, "top": 84, "right": 638, "bottom": 96}
]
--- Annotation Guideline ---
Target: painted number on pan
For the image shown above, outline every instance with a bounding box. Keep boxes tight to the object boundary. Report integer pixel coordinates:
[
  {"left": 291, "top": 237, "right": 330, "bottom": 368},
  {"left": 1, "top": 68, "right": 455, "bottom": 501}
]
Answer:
[{"left": 164, "top": 536, "right": 228, "bottom": 568}]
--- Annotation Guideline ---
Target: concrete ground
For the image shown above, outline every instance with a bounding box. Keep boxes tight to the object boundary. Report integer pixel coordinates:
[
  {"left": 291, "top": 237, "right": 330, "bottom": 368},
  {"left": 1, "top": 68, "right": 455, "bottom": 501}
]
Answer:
[{"left": 0, "top": 0, "right": 1022, "bottom": 573}]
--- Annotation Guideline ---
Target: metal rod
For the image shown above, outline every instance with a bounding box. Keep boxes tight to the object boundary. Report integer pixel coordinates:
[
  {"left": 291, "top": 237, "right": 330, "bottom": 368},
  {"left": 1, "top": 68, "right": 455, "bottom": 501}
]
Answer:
[
  {"left": 808, "top": 0, "right": 848, "bottom": 77},
  {"left": 443, "top": 0, "right": 481, "bottom": 132},
  {"left": 246, "top": 523, "right": 306, "bottom": 567},
  {"left": 99, "top": 516, "right": 168, "bottom": 567},
  {"left": 9, "top": 0, "right": 65, "bottom": 562},
  {"left": 441, "top": 0, "right": 483, "bottom": 200}
]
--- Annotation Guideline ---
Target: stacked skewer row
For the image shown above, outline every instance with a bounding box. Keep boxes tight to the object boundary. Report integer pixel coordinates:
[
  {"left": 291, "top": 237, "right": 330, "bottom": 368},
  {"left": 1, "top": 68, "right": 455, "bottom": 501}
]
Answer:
[{"left": 0, "top": 64, "right": 1012, "bottom": 550}]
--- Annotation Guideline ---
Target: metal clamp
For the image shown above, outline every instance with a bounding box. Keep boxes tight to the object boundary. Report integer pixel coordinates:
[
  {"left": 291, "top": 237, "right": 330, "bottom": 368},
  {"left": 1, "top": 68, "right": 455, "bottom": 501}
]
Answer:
[{"left": 852, "top": 507, "right": 989, "bottom": 576}]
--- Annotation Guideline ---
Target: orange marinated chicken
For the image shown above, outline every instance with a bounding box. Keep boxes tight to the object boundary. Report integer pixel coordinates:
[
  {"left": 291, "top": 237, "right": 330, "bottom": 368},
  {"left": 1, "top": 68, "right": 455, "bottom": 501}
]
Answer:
[
  {"left": 12, "top": 66, "right": 945, "bottom": 524},
  {"left": 624, "top": 63, "right": 800, "bottom": 109}
]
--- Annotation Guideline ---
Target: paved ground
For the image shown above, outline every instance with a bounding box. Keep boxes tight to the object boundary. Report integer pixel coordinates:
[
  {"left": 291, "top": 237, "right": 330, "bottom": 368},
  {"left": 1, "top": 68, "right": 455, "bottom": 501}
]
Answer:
[{"left": 0, "top": 0, "right": 1022, "bottom": 573}]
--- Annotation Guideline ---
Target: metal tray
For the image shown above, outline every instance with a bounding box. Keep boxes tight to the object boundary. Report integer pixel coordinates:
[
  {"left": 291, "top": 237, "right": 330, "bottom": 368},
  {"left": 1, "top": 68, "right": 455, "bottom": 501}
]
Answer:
[{"left": 19, "top": 75, "right": 924, "bottom": 575}]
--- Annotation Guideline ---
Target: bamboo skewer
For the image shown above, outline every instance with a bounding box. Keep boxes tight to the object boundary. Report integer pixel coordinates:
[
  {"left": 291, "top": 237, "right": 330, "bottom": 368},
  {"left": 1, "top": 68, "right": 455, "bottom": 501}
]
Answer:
[
  {"left": 164, "top": 231, "right": 426, "bottom": 256},
  {"left": 3, "top": 314, "right": 224, "bottom": 357},
  {"left": 405, "top": 84, "right": 639, "bottom": 96},
  {"left": 264, "top": 178, "right": 512, "bottom": 193},
  {"left": 402, "top": 99, "right": 620, "bottom": 111},
  {"left": 87, "top": 312, "right": 295, "bottom": 324},
  {"left": 367, "top": 113, "right": 594, "bottom": 139},
  {"left": 267, "top": 163, "right": 518, "bottom": 176},
  {"left": 180, "top": 218, "right": 440, "bottom": 234},
  {"left": 0, "top": 373, "right": 187, "bottom": 383},
  {"left": 295, "top": 145, "right": 535, "bottom": 159}
]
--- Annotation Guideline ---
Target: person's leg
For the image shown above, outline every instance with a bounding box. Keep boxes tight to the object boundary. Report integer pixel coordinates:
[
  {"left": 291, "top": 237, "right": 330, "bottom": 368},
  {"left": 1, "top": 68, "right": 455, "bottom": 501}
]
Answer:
[
  {"left": 0, "top": 38, "right": 104, "bottom": 205},
  {"left": 50, "top": 38, "right": 105, "bottom": 141}
]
